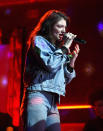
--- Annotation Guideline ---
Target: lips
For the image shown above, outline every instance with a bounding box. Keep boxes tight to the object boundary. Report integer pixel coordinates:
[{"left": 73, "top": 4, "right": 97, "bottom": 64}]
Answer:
[{"left": 59, "top": 34, "right": 64, "bottom": 40}]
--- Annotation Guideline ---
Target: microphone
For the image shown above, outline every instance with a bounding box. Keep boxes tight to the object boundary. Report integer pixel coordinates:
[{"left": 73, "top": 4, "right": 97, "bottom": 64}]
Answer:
[
  {"left": 63, "top": 33, "right": 87, "bottom": 44},
  {"left": 74, "top": 37, "right": 87, "bottom": 44}
]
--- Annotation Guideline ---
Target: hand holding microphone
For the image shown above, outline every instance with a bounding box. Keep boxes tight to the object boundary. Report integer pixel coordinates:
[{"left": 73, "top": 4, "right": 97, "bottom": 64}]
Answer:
[
  {"left": 63, "top": 31, "right": 85, "bottom": 49},
  {"left": 62, "top": 32, "right": 81, "bottom": 68},
  {"left": 63, "top": 32, "right": 77, "bottom": 49}
]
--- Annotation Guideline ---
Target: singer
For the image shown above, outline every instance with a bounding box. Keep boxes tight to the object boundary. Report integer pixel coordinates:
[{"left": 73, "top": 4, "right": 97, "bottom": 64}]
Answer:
[{"left": 20, "top": 10, "right": 80, "bottom": 131}]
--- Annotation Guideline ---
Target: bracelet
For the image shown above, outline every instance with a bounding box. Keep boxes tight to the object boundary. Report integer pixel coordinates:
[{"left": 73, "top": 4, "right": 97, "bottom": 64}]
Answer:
[{"left": 68, "top": 54, "right": 73, "bottom": 58}]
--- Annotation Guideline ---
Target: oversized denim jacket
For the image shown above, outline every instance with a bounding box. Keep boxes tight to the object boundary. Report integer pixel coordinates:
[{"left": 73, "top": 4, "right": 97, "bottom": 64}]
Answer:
[{"left": 24, "top": 36, "right": 76, "bottom": 96}]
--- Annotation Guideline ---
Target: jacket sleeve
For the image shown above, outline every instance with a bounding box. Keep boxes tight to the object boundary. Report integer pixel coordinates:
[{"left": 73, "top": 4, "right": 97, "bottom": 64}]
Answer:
[
  {"left": 64, "top": 66, "right": 76, "bottom": 84},
  {"left": 64, "top": 56, "right": 76, "bottom": 84},
  {"left": 34, "top": 36, "right": 68, "bottom": 73}
]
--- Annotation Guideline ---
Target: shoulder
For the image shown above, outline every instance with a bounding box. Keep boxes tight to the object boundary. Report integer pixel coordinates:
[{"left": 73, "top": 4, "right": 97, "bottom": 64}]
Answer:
[
  {"left": 34, "top": 36, "right": 48, "bottom": 44},
  {"left": 33, "top": 36, "right": 52, "bottom": 51}
]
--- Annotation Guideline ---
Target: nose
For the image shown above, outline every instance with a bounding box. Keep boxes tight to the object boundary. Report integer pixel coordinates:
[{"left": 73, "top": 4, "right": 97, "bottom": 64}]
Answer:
[{"left": 62, "top": 27, "right": 66, "bottom": 34}]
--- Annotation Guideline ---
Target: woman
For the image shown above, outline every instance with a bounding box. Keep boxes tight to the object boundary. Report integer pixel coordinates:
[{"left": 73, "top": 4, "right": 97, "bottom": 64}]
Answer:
[{"left": 20, "top": 10, "right": 80, "bottom": 131}]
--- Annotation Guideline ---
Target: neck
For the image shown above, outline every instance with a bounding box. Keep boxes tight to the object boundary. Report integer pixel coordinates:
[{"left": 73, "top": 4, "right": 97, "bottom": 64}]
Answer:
[{"left": 50, "top": 36, "right": 56, "bottom": 45}]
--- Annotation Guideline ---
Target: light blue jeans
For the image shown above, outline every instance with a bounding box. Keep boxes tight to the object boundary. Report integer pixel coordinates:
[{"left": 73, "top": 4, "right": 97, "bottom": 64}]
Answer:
[{"left": 20, "top": 90, "right": 61, "bottom": 131}]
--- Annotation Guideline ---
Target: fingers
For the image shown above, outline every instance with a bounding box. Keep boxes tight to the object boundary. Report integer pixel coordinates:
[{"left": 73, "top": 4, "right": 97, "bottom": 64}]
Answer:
[
  {"left": 74, "top": 44, "right": 80, "bottom": 54},
  {"left": 65, "top": 32, "right": 77, "bottom": 40},
  {"left": 72, "top": 44, "right": 80, "bottom": 56},
  {"left": 63, "top": 33, "right": 77, "bottom": 49}
]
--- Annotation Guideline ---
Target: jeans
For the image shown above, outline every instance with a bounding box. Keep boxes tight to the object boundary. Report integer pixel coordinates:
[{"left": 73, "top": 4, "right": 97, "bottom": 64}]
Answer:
[{"left": 20, "top": 90, "right": 61, "bottom": 131}]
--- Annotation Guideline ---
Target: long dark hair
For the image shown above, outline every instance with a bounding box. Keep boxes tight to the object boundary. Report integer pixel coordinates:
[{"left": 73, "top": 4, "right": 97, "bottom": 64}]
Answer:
[
  {"left": 27, "top": 10, "right": 70, "bottom": 49},
  {"left": 23, "top": 10, "right": 70, "bottom": 84}
]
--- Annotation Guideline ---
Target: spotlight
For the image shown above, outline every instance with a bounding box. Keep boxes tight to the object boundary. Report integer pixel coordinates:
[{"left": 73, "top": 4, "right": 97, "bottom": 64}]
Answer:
[
  {"left": 83, "top": 63, "right": 95, "bottom": 76},
  {"left": 98, "top": 21, "right": 103, "bottom": 32},
  {"left": 5, "top": 9, "right": 11, "bottom": 15},
  {"left": 97, "top": 21, "right": 103, "bottom": 37},
  {"left": 1, "top": 77, "right": 8, "bottom": 86}
]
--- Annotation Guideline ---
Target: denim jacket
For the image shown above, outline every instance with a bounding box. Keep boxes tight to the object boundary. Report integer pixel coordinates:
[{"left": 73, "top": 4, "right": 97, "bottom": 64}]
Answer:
[{"left": 24, "top": 36, "right": 76, "bottom": 96}]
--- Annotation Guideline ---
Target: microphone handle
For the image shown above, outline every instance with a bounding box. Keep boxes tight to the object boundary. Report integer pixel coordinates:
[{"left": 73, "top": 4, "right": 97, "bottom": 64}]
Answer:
[{"left": 74, "top": 37, "right": 87, "bottom": 44}]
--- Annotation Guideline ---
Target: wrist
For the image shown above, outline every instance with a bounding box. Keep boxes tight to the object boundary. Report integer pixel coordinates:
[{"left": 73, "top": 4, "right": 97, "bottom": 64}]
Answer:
[
  {"left": 69, "top": 60, "right": 75, "bottom": 68},
  {"left": 63, "top": 44, "right": 69, "bottom": 49},
  {"left": 69, "top": 64, "right": 74, "bottom": 68}
]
